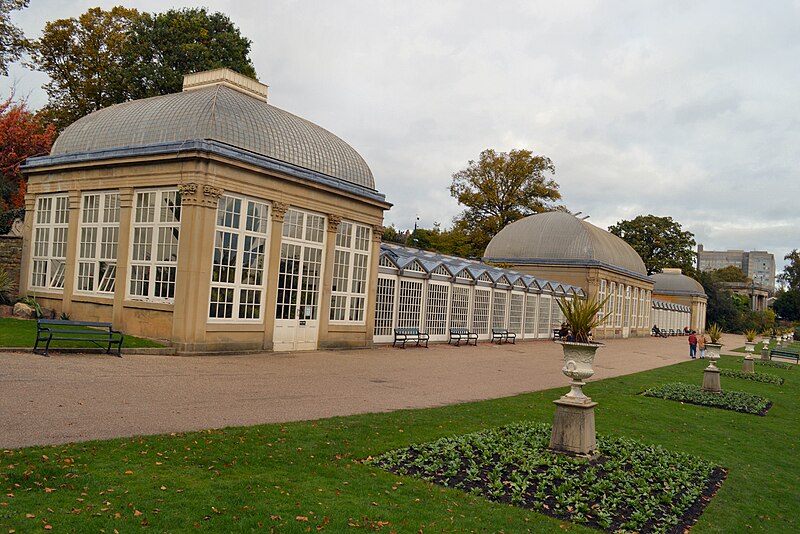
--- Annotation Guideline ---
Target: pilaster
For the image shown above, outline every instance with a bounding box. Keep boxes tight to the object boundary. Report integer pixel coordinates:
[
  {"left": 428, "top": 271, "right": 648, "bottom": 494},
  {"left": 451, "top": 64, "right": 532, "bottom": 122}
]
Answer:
[
  {"left": 112, "top": 188, "right": 134, "bottom": 327},
  {"left": 262, "top": 201, "right": 289, "bottom": 350},
  {"left": 171, "top": 182, "right": 223, "bottom": 351},
  {"left": 317, "top": 214, "right": 341, "bottom": 343}
]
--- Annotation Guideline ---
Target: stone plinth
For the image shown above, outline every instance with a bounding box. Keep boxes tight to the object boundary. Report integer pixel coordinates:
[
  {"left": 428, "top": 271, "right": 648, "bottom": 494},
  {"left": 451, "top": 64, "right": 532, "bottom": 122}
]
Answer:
[
  {"left": 702, "top": 367, "right": 721, "bottom": 393},
  {"left": 761, "top": 346, "right": 770, "bottom": 361},
  {"left": 742, "top": 358, "right": 755, "bottom": 374},
  {"left": 549, "top": 397, "right": 598, "bottom": 457}
]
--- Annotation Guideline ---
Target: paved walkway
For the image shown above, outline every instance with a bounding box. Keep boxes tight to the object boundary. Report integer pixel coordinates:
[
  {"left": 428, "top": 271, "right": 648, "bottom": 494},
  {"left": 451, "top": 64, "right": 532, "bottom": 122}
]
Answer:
[{"left": 0, "top": 335, "right": 715, "bottom": 449}]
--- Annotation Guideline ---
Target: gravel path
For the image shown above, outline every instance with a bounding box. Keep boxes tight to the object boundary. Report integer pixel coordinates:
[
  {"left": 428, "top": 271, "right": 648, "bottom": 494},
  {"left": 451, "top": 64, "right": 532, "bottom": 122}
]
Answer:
[{"left": 0, "top": 335, "right": 704, "bottom": 449}]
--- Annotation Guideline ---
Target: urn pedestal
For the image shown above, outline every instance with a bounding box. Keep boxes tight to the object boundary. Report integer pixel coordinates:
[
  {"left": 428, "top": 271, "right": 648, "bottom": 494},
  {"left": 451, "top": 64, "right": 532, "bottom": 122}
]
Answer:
[
  {"left": 761, "top": 345, "right": 770, "bottom": 361},
  {"left": 742, "top": 357, "right": 755, "bottom": 374},
  {"left": 703, "top": 343, "right": 723, "bottom": 393},
  {"left": 549, "top": 342, "right": 602, "bottom": 457}
]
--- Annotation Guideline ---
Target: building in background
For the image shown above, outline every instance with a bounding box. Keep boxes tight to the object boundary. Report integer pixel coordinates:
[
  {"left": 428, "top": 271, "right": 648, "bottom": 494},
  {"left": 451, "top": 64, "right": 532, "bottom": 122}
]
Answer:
[{"left": 696, "top": 245, "right": 775, "bottom": 292}]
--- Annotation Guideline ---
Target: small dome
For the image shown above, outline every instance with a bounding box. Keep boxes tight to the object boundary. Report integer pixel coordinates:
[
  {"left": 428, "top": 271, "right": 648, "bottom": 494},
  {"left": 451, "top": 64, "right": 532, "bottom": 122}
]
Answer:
[
  {"left": 49, "top": 70, "right": 375, "bottom": 191},
  {"left": 483, "top": 211, "right": 647, "bottom": 276},
  {"left": 650, "top": 268, "right": 706, "bottom": 296}
]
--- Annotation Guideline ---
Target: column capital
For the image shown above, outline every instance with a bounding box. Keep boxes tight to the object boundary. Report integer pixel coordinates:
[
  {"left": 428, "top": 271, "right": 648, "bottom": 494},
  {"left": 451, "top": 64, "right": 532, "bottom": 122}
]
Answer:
[
  {"left": 179, "top": 182, "right": 224, "bottom": 207},
  {"left": 371, "top": 224, "right": 384, "bottom": 241},
  {"left": 271, "top": 201, "right": 289, "bottom": 222},
  {"left": 327, "top": 214, "right": 342, "bottom": 232}
]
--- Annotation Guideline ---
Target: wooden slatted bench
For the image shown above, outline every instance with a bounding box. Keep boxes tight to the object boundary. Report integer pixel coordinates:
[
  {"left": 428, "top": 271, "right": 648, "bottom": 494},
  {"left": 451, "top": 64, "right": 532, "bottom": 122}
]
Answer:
[
  {"left": 552, "top": 328, "right": 561, "bottom": 341},
  {"left": 769, "top": 348, "right": 799, "bottom": 364},
  {"left": 448, "top": 327, "right": 477, "bottom": 346},
  {"left": 491, "top": 328, "right": 516, "bottom": 344},
  {"left": 34, "top": 319, "right": 124, "bottom": 357},
  {"left": 393, "top": 327, "right": 429, "bottom": 349}
]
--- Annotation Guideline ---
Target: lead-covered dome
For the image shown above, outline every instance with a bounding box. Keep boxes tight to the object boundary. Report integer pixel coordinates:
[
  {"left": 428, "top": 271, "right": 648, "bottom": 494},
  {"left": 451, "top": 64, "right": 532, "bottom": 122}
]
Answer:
[
  {"left": 49, "top": 69, "right": 375, "bottom": 190},
  {"left": 650, "top": 268, "right": 706, "bottom": 296},
  {"left": 484, "top": 211, "right": 647, "bottom": 277}
]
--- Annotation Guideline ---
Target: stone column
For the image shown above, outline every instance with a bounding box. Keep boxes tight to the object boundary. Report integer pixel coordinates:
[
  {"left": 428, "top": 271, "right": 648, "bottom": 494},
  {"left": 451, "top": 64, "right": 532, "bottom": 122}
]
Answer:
[
  {"left": 316, "top": 214, "right": 341, "bottom": 345},
  {"left": 262, "top": 201, "right": 288, "bottom": 351},
  {"left": 60, "top": 190, "right": 82, "bottom": 316},
  {"left": 170, "top": 183, "right": 223, "bottom": 353},
  {"left": 112, "top": 188, "right": 134, "bottom": 328},
  {"left": 363, "top": 224, "right": 384, "bottom": 347}
]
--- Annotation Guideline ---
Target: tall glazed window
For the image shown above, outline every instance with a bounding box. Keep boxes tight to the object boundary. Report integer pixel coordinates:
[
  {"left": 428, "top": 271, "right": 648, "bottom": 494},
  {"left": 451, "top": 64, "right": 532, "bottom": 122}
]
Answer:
[
  {"left": 209, "top": 195, "right": 270, "bottom": 320},
  {"left": 491, "top": 291, "right": 508, "bottom": 329},
  {"left": 77, "top": 192, "right": 120, "bottom": 295},
  {"left": 471, "top": 288, "right": 491, "bottom": 335},
  {"left": 128, "top": 189, "right": 181, "bottom": 303},
  {"left": 30, "top": 194, "right": 69, "bottom": 291},
  {"left": 450, "top": 286, "right": 470, "bottom": 329},
  {"left": 397, "top": 279, "right": 423, "bottom": 328},
  {"left": 373, "top": 276, "right": 396, "bottom": 336},
  {"left": 425, "top": 283, "right": 449, "bottom": 335},
  {"left": 330, "top": 222, "right": 371, "bottom": 323}
]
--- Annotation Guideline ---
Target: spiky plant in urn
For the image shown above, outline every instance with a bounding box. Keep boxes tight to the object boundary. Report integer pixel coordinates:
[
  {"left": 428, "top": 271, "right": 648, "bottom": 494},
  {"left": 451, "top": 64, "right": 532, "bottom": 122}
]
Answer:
[
  {"left": 743, "top": 329, "right": 758, "bottom": 354},
  {"left": 549, "top": 295, "right": 610, "bottom": 457}
]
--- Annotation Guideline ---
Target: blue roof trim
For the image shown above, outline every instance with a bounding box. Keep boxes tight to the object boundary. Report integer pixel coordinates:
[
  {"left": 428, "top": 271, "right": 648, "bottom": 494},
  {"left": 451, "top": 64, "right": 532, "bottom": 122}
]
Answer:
[
  {"left": 652, "top": 289, "right": 707, "bottom": 298},
  {"left": 482, "top": 256, "right": 653, "bottom": 283},
  {"left": 22, "top": 139, "right": 388, "bottom": 204},
  {"left": 380, "top": 243, "right": 585, "bottom": 295}
]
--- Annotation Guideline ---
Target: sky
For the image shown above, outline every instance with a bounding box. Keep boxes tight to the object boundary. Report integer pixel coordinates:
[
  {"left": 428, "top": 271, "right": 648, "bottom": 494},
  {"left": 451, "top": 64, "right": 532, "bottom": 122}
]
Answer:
[{"left": 3, "top": 0, "right": 798, "bottom": 278}]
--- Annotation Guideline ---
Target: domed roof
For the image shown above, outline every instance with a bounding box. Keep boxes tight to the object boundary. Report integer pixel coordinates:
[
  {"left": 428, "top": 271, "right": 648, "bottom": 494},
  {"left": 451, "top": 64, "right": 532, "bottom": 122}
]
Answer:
[
  {"left": 650, "top": 268, "right": 706, "bottom": 296},
  {"left": 483, "top": 211, "right": 648, "bottom": 277},
  {"left": 49, "top": 69, "right": 375, "bottom": 190}
]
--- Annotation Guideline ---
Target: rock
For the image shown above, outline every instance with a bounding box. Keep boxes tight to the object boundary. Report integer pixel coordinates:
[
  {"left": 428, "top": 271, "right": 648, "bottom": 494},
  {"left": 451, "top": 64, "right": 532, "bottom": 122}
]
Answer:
[{"left": 12, "top": 302, "right": 36, "bottom": 319}]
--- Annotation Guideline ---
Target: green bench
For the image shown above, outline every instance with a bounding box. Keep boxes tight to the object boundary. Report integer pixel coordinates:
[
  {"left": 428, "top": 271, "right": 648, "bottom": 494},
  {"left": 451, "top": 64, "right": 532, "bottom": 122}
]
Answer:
[
  {"left": 448, "top": 327, "right": 477, "bottom": 346},
  {"left": 34, "top": 319, "right": 124, "bottom": 357},
  {"left": 769, "top": 348, "right": 799, "bottom": 364},
  {"left": 393, "top": 327, "right": 429, "bottom": 349},
  {"left": 491, "top": 328, "right": 516, "bottom": 344}
]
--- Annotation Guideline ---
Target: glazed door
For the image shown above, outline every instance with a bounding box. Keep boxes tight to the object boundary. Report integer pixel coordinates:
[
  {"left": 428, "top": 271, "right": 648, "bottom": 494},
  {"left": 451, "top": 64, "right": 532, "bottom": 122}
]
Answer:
[{"left": 273, "top": 242, "right": 324, "bottom": 351}]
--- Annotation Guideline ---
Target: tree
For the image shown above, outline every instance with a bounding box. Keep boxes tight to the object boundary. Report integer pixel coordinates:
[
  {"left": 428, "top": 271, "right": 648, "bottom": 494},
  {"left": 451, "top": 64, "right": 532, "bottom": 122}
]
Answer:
[
  {"left": 773, "top": 288, "right": 800, "bottom": 321},
  {"left": 449, "top": 148, "right": 560, "bottom": 257},
  {"left": 29, "top": 7, "right": 256, "bottom": 130},
  {"left": 712, "top": 265, "right": 749, "bottom": 283},
  {"left": 608, "top": 215, "right": 696, "bottom": 275},
  {"left": 778, "top": 249, "right": 800, "bottom": 290},
  {"left": 0, "top": 97, "right": 56, "bottom": 233},
  {"left": 124, "top": 7, "right": 256, "bottom": 100},
  {"left": 28, "top": 7, "right": 142, "bottom": 130},
  {"left": 0, "top": 0, "right": 28, "bottom": 75}
]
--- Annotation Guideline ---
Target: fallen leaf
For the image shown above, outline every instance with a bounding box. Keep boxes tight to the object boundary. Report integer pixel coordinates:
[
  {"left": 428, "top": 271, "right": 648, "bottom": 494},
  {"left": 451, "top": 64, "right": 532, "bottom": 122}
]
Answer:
[{"left": 296, "top": 516, "right": 309, "bottom": 521}]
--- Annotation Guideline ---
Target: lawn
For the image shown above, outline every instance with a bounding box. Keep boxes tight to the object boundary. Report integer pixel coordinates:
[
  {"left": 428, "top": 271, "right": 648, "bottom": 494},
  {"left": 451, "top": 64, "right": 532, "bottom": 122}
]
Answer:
[
  {"left": 0, "top": 317, "right": 165, "bottom": 349},
  {"left": 0, "top": 351, "right": 797, "bottom": 532}
]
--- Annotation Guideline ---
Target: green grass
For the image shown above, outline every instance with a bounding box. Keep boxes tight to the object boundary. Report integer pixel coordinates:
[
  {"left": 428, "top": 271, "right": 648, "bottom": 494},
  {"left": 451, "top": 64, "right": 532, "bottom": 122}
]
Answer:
[
  {"left": 0, "top": 317, "right": 165, "bottom": 349},
  {"left": 1, "top": 354, "right": 798, "bottom": 532}
]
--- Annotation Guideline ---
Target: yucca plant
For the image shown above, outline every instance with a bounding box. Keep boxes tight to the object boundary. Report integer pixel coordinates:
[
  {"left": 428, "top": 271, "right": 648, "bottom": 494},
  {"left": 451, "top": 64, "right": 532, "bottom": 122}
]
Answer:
[
  {"left": 556, "top": 295, "right": 610, "bottom": 344},
  {"left": 744, "top": 329, "right": 758, "bottom": 343},
  {"left": 0, "top": 266, "right": 16, "bottom": 305},
  {"left": 707, "top": 323, "right": 724, "bottom": 344}
]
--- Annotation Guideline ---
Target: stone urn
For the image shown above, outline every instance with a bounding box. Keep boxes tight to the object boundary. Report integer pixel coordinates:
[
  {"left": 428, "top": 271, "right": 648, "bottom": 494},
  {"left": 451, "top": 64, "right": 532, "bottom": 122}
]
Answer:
[
  {"left": 558, "top": 341, "right": 602, "bottom": 401},
  {"left": 744, "top": 341, "right": 756, "bottom": 353},
  {"left": 549, "top": 341, "right": 603, "bottom": 457}
]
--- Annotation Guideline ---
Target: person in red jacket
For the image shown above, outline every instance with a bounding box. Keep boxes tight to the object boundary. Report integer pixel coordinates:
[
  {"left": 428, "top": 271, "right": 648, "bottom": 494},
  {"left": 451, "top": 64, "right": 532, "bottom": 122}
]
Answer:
[{"left": 688, "top": 331, "right": 698, "bottom": 359}]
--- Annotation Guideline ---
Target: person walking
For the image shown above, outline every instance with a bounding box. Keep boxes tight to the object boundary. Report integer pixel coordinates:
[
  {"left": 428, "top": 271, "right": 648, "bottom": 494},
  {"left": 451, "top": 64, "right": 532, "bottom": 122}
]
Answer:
[
  {"left": 688, "top": 331, "right": 698, "bottom": 359},
  {"left": 697, "top": 333, "right": 706, "bottom": 359}
]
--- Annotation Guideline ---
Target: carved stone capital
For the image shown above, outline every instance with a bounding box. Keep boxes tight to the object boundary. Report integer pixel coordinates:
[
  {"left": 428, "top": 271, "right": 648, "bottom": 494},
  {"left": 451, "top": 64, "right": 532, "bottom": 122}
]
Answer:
[
  {"left": 179, "top": 182, "right": 223, "bottom": 207},
  {"left": 371, "top": 224, "right": 384, "bottom": 241},
  {"left": 327, "top": 214, "right": 342, "bottom": 232},
  {"left": 271, "top": 201, "right": 289, "bottom": 222}
]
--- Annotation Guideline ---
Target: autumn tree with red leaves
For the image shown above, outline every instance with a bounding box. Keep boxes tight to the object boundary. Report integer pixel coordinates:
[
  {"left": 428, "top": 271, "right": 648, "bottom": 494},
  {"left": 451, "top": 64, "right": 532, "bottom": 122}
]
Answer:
[{"left": 0, "top": 97, "right": 56, "bottom": 232}]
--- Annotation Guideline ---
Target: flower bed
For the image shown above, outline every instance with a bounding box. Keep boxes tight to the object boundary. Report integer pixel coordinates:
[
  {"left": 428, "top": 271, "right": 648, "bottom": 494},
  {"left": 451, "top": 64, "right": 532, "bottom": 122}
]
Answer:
[
  {"left": 719, "top": 369, "right": 783, "bottom": 385},
  {"left": 738, "top": 359, "right": 793, "bottom": 370},
  {"left": 642, "top": 383, "right": 771, "bottom": 415},
  {"left": 366, "top": 422, "right": 724, "bottom": 533}
]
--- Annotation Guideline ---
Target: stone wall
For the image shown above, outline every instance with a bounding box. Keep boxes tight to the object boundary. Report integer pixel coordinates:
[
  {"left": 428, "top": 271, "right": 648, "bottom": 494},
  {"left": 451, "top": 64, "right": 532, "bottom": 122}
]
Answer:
[{"left": 0, "top": 235, "right": 23, "bottom": 301}]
